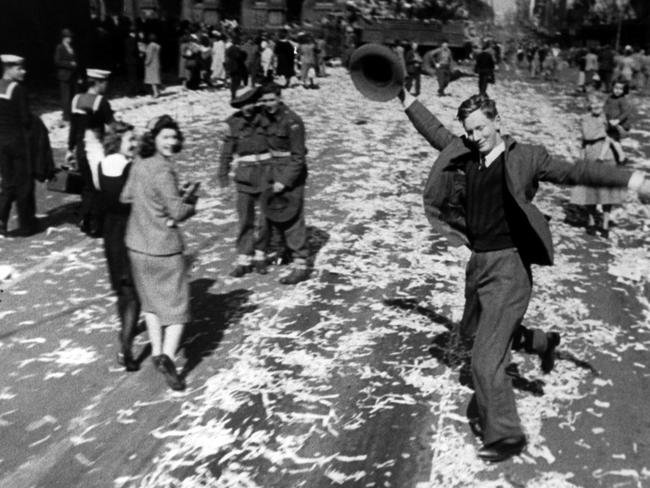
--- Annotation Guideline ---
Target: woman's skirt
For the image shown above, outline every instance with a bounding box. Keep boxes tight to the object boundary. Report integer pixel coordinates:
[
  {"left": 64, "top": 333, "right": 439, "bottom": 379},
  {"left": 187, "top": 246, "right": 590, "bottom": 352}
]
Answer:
[{"left": 128, "top": 250, "right": 190, "bottom": 325}]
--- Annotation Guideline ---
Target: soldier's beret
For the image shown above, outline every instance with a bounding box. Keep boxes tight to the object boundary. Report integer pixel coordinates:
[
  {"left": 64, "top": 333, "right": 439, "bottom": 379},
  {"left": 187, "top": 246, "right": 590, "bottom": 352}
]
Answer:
[{"left": 230, "top": 87, "right": 261, "bottom": 109}]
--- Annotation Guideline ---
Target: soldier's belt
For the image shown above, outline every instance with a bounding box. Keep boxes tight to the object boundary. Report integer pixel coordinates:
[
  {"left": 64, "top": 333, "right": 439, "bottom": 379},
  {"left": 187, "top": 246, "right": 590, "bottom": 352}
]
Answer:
[
  {"left": 233, "top": 153, "right": 272, "bottom": 165},
  {"left": 270, "top": 151, "right": 291, "bottom": 158}
]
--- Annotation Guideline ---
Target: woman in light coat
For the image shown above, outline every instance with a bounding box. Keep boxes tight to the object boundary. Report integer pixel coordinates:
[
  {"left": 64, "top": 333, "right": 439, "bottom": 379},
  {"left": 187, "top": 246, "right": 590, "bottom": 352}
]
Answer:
[{"left": 144, "top": 34, "right": 161, "bottom": 97}]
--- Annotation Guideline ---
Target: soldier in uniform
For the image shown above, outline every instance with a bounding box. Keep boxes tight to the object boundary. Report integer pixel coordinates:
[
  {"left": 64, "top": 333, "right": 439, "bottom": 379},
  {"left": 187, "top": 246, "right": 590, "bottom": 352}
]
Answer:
[
  {"left": 258, "top": 83, "right": 311, "bottom": 285},
  {"left": 0, "top": 54, "right": 36, "bottom": 237},
  {"left": 67, "top": 69, "right": 115, "bottom": 237},
  {"left": 218, "top": 87, "right": 272, "bottom": 277}
]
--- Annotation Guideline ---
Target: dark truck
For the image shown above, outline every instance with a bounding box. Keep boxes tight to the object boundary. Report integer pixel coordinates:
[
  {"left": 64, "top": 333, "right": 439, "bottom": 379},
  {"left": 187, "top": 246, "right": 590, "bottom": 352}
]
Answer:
[{"left": 360, "top": 18, "right": 479, "bottom": 59}]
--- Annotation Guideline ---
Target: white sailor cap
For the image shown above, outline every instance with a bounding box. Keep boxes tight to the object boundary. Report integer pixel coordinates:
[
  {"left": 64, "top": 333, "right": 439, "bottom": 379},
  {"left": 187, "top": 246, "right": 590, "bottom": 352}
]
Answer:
[
  {"left": 0, "top": 54, "right": 25, "bottom": 65},
  {"left": 86, "top": 68, "right": 111, "bottom": 80}
]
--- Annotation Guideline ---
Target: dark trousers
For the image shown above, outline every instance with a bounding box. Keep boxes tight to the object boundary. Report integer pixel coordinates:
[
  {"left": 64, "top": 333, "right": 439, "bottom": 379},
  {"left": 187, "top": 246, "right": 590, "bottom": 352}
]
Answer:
[
  {"left": 230, "top": 72, "right": 244, "bottom": 99},
  {"left": 0, "top": 141, "right": 36, "bottom": 231},
  {"left": 436, "top": 65, "right": 451, "bottom": 94},
  {"left": 460, "top": 248, "right": 549, "bottom": 445},
  {"left": 599, "top": 69, "right": 613, "bottom": 93},
  {"left": 126, "top": 63, "right": 139, "bottom": 96},
  {"left": 103, "top": 214, "right": 141, "bottom": 349},
  {"left": 59, "top": 80, "right": 74, "bottom": 121},
  {"left": 405, "top": 69, "right": 421, "bottom": 96},
  {"left": 478, "top": 72, "right": 492, "bottom": 96},
  {"left": 76, "top": 149, "right": 102, "bottom": 232},
  {"left": 236, "top": 191, "right": 266, "bottom": 256}
]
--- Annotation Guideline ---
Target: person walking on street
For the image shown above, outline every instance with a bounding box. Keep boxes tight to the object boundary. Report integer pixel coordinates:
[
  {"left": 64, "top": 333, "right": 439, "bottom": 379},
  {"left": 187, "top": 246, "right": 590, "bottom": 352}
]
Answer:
[
  {"left": 584, "top": 47, "right": 599, "bottom": 90},
  {"left": 298, "top": 34, "right": 317, "bottom": 89},
  {"left": 218, "top": 87, "right": 271, "bottom": 277},
  {"left": 67, "top": 68, "right": 115, "bottom": 237},
  {"left": 598, "top": 44, "right": 615, "bottom": 93},
  {"left": 604, "top": 79, "right": 634, "bottom": 165},
  {"left": 397, "top": 89, "right": 650, "bottom": 462},
  {"left": 260, "top": 39, "right": 275, "bottom": 82},
  {"left": 475, "top": 43, "right": 495, "bottom": 96},
  {"left": 258, "top": 83, "right": 311, "bottom": 284},
  {"left": 121, "top": 115, "right": 198, "bottom": 391},
  {"left": 54, "top": 29, "right": 79, "bottom": 122},
  {"left": 430, "top": 40, "right": 453, "bottom": 96},
  {"left": 210, "top": 31, "right": 227, "bottom": 87},
  {"left": 124, "top": 28, "right": 141, "bottom": 96},
  {"left": 96, "top": 121, "right": 141, "bottom": 371},
  {"left": 0, "top": 55, "right": 36, "bottom": 237},
  {"left": 225, "top": 37, "right": 248, "bottom": 100},
  {"left": 242, "top": 37, "right": 261, "bottom": 87},
  {"left": 404, "top": 42, "right": 422, "bottom": 97},
  {"left": 274, "top": 30, "right": 296, "bottom": 88},
  {"left": 144, "top": 34, "right": 162, "bottom": 98}
]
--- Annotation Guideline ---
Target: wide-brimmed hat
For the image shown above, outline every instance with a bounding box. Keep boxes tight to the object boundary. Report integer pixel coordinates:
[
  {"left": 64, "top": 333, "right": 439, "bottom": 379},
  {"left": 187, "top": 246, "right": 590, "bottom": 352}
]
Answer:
[
  {"left": 261, "top": 188, "right": 301, "bottom": 223},
  {"left": 0, "top": 54, "right": 25, "bottom": 65},
  {"left": 86, "top": 68, "right": 111, "bottom": 80},
  {"left": 230, "top": 86, "right": 261, "bottom": 109},
  {"left": 349, "top": 43, "right": 405, "bottom": 102}
]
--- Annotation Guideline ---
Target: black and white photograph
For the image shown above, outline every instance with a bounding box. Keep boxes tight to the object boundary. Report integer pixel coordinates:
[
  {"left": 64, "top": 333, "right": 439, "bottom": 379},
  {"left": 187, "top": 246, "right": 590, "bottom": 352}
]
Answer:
[{"left": 0, "top": 0, "right": 649, "bottom": 486}]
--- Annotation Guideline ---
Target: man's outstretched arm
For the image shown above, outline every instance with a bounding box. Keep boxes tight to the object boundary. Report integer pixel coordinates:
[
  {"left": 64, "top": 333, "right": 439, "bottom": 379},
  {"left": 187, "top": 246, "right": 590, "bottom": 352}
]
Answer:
[{"left": 399, "top": 89, "right": 457, "bottom": 151}]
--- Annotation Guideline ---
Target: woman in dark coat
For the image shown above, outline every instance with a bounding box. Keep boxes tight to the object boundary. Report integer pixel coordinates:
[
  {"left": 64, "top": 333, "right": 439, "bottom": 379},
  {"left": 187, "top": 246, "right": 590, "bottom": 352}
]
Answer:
[{"left": 96, "top": 121, "right": 140, "bottom": 371}]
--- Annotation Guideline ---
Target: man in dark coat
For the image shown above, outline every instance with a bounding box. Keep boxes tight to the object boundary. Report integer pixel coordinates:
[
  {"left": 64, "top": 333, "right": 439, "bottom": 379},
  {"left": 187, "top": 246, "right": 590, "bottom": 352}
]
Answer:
[
  {"left": 225, "top": 37, "right": 248, "bottom": 100},
  {"left": 54, "top": 29, "right": 79, "bottom": 122},
  {"left": 258, "top": 83, "right": 311, "bottom": 284},
  {"left": 218, "top": 87, "right": 271, "bottom": 277},
  {"left": 124, "top": 28, "right": 141, "bottom": 96},
  {"left": 474, "top": 43, "right": 495, "bottom": 96},
  {"left": 398, "top": 90, "right": 649, "bottom": 462},
  {"left": 0, "top": 55, "right": 36, "bottom": 237},
  {"left": 274, "top": 30, "right": 295, "bottom": 88}
]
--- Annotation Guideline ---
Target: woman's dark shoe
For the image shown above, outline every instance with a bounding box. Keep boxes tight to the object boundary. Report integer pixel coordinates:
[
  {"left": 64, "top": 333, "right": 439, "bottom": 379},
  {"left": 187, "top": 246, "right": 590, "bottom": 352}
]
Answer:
[
  {"left": 230, "top": 264, "right": 252, "bottom": 278},
  {"left": 253, "top": 260, "right": 268, "bottom": 275},
  {"left": 158, "top": 354, "right": 186, "bottom": 391},
  {"left": 279, "top": 267, "right": 311, "bottom": 285},
  {"left": 540, "top": 332, "right": 561, "bottom": 374}
]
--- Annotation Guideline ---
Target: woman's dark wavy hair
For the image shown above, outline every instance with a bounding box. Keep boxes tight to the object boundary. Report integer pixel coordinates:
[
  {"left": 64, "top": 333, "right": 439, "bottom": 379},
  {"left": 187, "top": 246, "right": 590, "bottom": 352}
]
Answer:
[
  {"left": 457, "top": 94, "right": 498, "bottom": 122},
  {"left": 103, "top": 121, "right": 134, "bottom": 155},
  {"left": 139, "top": 114, "right": 184, "bottom": 158}
]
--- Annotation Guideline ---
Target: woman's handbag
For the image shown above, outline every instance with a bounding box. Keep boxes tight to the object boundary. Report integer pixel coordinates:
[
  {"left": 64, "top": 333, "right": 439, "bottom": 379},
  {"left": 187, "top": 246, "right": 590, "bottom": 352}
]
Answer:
[{"left": 47, "top": 165, "right": 84, "bottom": 194}]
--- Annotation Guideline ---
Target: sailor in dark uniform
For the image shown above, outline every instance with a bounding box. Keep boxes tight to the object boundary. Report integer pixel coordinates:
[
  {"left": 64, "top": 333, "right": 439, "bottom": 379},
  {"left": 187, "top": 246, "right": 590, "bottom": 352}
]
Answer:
[
  {"left": 67, "top": 68, "right": 115, "bottom": 237},
  {"left": 0, "top": 54, "right": 36, "bottom": 237}
]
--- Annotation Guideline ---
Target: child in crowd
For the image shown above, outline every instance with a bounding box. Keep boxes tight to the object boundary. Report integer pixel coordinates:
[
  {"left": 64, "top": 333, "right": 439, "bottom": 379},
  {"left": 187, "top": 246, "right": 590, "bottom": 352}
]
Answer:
[
  {"left": 604, "top": 78, "right": 634, "bottom": 165},
  {"left": 570, "top": 92, "right": 628, "bottom": 238}
]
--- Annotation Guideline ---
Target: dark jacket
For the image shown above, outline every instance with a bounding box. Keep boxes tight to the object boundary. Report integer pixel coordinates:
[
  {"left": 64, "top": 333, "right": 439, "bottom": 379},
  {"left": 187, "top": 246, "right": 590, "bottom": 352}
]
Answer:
[
  {"left": 225, "top": 44, "right": 247, "bottom": 76},
  {"left": 263, "top": 103, "right": 307, "bottom": 189},
  {"left": 29, "top": 114, "right": 55, "bottom": 182},
  {"left": 219, "top": 111, "right": 270, "bottom": 193},
  {"left": 54, "top": 44, "right": 78, "bottom": 82},
  {"left": 406, "top": 100, "right": 633, "bottom": 265},
  {"left": 474, "top": 50, "right": 495, "bottom": 74}
]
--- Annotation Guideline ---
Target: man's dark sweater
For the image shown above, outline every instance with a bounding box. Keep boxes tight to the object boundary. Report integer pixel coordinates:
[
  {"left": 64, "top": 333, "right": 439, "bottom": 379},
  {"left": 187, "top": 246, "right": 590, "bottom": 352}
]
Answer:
[{"left": 465, "top": 153, "right": 515, "bottom": 252}]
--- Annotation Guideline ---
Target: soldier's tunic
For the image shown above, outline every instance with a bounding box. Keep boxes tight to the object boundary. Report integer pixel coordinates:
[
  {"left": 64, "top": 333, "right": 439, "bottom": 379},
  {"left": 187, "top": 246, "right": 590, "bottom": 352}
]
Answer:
[
  {"left": 0, "top": 78, "right": 34, "bottom": 232},
  {"left": 262, "top": 103, "right": 309, "bottom": 263},
  {"left": 218, "top": 111, "right": 271, "bottom": 257},
  {"left": 68, "top": 91, "right": 114, "bottom": 232}
]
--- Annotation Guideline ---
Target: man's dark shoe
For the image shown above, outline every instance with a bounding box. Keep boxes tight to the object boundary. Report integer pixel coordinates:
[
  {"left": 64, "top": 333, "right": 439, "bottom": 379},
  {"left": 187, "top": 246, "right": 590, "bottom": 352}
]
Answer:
[
  {"left": 477, "top": 435, "right": 526, "bottom": 462},
  {"left": 157, "top": 354, "right": 186, "bottom": 391},
  {"left": 230, "top": 264, "right": 252, "bottom": 278},
  {"left": 598, "top": 227, "right": 610, "bottom": 239},
  {"left": 279, "top": 267, "right": 311, "bottom": 285},
  {"left": 0, "top": 223, "right": 7, "bottom": 238},
  {"left": 540, "top": 332, "right": 561, "bottom": 374},
  {"left": 586, "top": 225, "right": 597, "bottom": 236},
  {"left": 253, "top": 260, "right": 268, "bottom": 275}
]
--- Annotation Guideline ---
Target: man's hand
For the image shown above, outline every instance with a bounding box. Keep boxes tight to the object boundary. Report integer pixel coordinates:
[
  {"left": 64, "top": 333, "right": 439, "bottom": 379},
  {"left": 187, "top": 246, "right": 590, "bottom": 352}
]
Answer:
[
  {"left": 638, "top": 179, "right": 650, "bottom": 204},
  {"left": 273, "top": 182, "right": 285, "bottom": 193},
  {"left": 609, "top": 118, "right": 620, "bottom": 126}
]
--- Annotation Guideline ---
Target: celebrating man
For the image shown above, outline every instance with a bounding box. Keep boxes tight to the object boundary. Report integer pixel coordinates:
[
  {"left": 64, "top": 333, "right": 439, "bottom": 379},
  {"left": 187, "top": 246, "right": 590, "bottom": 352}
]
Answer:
[{"left": 399, "top": 90, "right": 649, "bottom": 462}]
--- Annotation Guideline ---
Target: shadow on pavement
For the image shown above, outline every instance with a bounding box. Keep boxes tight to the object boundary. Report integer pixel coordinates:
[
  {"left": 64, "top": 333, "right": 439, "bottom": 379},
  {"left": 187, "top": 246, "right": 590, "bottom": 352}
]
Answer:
[{"left": 181, "top": 280, "right": 257, "bottom": 377}]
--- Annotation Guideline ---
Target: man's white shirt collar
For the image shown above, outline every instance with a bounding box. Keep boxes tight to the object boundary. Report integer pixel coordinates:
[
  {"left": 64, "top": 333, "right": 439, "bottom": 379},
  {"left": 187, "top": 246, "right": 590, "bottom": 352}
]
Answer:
[{"left": 482, "top": 141, "right": 505, "bottom": 168}]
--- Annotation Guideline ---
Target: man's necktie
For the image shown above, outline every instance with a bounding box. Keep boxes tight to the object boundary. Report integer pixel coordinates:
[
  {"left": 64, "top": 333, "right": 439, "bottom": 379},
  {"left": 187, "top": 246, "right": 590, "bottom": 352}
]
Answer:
[{"left": 478, "top": 156, "right": 486, "bottom": 171}]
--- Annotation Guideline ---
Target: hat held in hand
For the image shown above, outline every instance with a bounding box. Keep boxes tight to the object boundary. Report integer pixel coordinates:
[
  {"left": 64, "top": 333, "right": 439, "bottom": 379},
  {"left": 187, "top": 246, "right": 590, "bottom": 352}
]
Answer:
[{"left": 261, "top": 187, "right": 301, "bottom": 223}]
